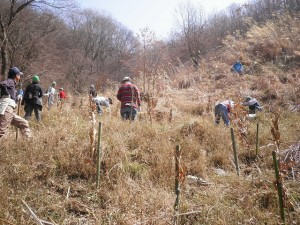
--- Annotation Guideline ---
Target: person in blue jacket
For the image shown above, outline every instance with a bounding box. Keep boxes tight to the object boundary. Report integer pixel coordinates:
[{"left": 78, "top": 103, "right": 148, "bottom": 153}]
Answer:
[{"left": 231, "top": 60, "right": 243, "bottom": 75}]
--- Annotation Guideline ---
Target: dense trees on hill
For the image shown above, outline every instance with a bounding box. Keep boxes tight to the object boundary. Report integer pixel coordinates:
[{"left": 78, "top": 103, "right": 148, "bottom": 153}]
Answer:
[
  {"left": 0, "top": 0, "right": 299, "bottom": 92},
  {"left": 0, "top": 0, "right": 74, "bottom": 78}
]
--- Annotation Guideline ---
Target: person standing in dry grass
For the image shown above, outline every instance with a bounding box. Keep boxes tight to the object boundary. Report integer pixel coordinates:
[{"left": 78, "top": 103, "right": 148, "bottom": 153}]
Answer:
[
  {"left": 214, "top": 100, "right": 235, "bottom": 126},
  {"left": 45, "top": 81, "right": 56, "bottom": 110},
  {"left": 57, "top": 88, "right": 67, "bottom": 107},
  {"left": 89, "top": 84, "right": 97, "bottom": 97},
  {"left": 0, "top": 67, "right": 31, "bottom": 139},
  {"left": 22, "top": 75, "right": 43, "bottom": 121},
  {"left": 117, "top": 76, "right": 141, "bottom": 120}
]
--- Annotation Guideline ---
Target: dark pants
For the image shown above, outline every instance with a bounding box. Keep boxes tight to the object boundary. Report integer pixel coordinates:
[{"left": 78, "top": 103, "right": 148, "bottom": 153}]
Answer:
[
  {"left": 249, "top": 103, "right": 262, "bottom": 114},
  {"left": 120, "top": 106, "right": 138, "bottom": 120},
  {"left": 24, "top": 104, "right": 42, "bottom": 121},
  {"left": 214, "top": 104, "right": 229, "bottom": 126},
  {"left": 95, "top": 101, "right": 102, "bottom": 114}
]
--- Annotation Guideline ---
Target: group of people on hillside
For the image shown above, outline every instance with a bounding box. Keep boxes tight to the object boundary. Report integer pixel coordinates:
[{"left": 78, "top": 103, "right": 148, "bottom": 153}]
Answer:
[
  {"left": 0, "top": 67, "right": 67, "bottom": 139},
  {"left": 1, "top": 64, "right": 263, "bottom": 140}
]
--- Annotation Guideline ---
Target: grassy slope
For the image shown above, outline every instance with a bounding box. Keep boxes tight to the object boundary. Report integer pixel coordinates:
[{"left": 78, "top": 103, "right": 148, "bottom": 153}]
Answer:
[{"left": 1, "top": 14, "right": 300, "bottom": 225}]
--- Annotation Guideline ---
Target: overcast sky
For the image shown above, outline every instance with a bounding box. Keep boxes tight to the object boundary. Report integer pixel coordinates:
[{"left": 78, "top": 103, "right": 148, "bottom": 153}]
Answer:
[{"left": 78, "top": 0, "right": 247, "bottom": 39}]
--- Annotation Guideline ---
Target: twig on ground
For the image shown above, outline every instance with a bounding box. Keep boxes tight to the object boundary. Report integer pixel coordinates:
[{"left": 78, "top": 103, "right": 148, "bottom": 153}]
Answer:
[{"left": 21, "top": 200, "right": 43, "bottom": 225}]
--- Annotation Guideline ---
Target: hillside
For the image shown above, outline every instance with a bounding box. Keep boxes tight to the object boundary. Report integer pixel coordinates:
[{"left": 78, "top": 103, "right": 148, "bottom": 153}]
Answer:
[{"left": 1, "top": 13, "right": 300, "bottom": 225}]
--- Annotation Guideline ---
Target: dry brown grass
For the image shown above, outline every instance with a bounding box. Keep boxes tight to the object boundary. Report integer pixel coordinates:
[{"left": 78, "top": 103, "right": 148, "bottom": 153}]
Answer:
[{"left": 1, "top": 14, "right": 300, "bottom": 225}]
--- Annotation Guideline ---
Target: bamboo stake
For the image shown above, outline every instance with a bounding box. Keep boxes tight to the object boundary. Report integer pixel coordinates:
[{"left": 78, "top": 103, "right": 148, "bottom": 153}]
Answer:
[
  {"left": 255, "top": 123, "right": 259, "bottom": 159},
  {"left": 16, "top": 100, "right": 21, "bottom": 141},
  {"left": 96, "top": 122, "right": 102, "bottom": 189},
  {"left": 174, "top": 145, "right": 181, "bottom": 225},
  {"left": 230, "top": 128, "right": 240, "bottom": 176},
  {"left": 21, "top": 200, "right": 43, "bottom": 225},
  {"left": 272, "top": 151, "right": 285, "bottom": 224}
]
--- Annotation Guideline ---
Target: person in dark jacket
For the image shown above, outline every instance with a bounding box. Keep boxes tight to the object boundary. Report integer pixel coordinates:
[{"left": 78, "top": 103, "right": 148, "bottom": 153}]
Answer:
[
  {"left": 242, "top": 96, "right": 262, "bottom": 114},
  {"left": 117, "top": 76, "right": 141, "bottom": 120},
  {"left": 89, "top": 84, "right": 97, "bottom": 97},
  {"left": 0, "top": 67, "right": 31, "bottom": 139},
  {"left": 22, "top": 75, "right": 43, "bottom": 121}
]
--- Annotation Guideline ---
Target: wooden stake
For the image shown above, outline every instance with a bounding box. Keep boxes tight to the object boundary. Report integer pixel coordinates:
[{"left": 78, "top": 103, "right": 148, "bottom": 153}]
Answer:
[
  {"left": 16, "top": 100, "right": 21, "bottom": 141},
  {"left": 272, "top": 151, "right": 285, "bottom": 224},
  {"left": 174, "top": 145, "right": 181, "bottom": 225},
  {"left": 255, "top": 123, "right": 259, "bottom": 159},
  {"left": 230, "top": 128, "right": 240, "bottom": 176},
  {"left": 96, "top": 122, "right": 102, "bottom": 188}
]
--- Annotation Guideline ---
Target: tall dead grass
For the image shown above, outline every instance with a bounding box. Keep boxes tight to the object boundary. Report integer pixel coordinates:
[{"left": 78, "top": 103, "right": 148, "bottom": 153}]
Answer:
[{"left": 1, "top": 13, "right": 300, "bottom": 225}]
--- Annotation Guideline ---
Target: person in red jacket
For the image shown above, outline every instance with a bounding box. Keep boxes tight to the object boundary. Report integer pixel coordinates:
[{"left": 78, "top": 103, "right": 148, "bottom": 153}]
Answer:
[
  {"left": 117, "top": 76, "right": 141, "bottom": 120},
  {"left": 57, "top": 88, "right": 67, "bottom": 109}
]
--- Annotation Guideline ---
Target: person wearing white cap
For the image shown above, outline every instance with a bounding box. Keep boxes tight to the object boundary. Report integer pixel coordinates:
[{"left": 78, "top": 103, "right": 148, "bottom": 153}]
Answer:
[
  {"left": 0, "top": 67, "right": 31, "bottom": 139},
  {"left": 214, "top": 99, "right": 235, "bottom": 126},
  {"left": 117, "top": 76, "right": 141, "bottom": 120},
  {"left": 242, "top": 96, "right": 262, "bottom": 114}
]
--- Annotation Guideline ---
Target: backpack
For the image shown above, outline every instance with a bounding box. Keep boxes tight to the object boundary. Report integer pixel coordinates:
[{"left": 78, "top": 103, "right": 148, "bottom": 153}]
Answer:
[{"left": 0, "top": 80, "right": 8, "bottom": 98}]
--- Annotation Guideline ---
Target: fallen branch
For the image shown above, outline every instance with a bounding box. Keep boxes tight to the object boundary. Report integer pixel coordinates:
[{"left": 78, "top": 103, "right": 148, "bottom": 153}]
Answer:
[
  {"left": 66, "top": 186, "right": 70, "bottom": 199},
  {"left": 40, "top": 219, "right": 55, "bottom": 225},
  {"left": 22, "top": 200, "right": 43, "bottom": 225}
]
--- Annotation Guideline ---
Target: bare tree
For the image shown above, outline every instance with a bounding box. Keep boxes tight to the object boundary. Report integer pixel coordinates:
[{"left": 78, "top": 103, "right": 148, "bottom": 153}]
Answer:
[
  {"left": 0, "top": 0, "right": 74, "bottom": 79},
  {"left": 173, "top": 1, "right": 209, "bottom": 67},
  {"left": 64, "top": 8, "right": 137, "bottom": 88}
]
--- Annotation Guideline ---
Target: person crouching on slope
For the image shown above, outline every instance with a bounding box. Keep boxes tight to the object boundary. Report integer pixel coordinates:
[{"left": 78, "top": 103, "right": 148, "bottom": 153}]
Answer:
[
  {"left": 92, "top": 96, "right": 112, "bottom": 115},
  {"left": 117, "top": 76, "right": 141, "bottom": 120},
  {"left": 242, "top": 96, "right": 262, "bottom": 114},
  {"left": 0, "top": 67, "right": 31, "bottom": 139},
  {"left": 214, "top": 100, "right": 235, "bottom": 126}
]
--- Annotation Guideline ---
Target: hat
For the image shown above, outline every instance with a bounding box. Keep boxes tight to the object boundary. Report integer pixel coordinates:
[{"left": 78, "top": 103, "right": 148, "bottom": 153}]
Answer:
[
  {"left": 32, "top": 75, "right": 40, "bottom": 82},
  {"left": 8, "top": 67, "right": 22, "bottom": 78},
  {"left": 90, "top": 84, "right": 95, "bottom": 88},
  {"left": 122, "top": 76, "right": 131, "bottom": 82},
  {"left": 52, "top": 81, "right": 56, "bottom": 86},
  {"left": 245, "top": 96, "right": 252, "bottom": 102},
  {"left": 60, "top": 88, "right": 63, "bottom": 91}
]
